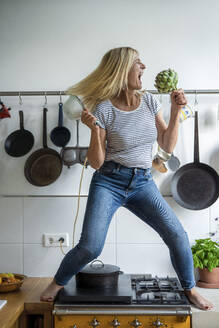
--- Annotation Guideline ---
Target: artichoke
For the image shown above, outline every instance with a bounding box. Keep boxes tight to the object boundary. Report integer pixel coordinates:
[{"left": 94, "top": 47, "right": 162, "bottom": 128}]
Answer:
[{"left": 154, "top": 68, "right": 178, "bottom": 93}]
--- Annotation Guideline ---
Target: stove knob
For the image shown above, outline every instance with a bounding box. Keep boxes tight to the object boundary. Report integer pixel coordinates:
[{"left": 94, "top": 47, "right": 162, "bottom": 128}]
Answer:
[
  {"left": 110, "top": 318, "right": 120, "bottom": 327},
  {"left": 89, "top": 318, "right": 100, "bottom": 328},
  {"left": 152, "top": 318, "right": 167, "bottom": 327},
  {"left": 129, "top": 318, "right": 142, "bottom": 328}
]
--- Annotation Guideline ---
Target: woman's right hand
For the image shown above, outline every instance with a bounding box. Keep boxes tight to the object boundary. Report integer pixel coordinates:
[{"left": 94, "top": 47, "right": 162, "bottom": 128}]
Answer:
[{"left": 81, "top": 109, "right": 100, "bottom": 131}]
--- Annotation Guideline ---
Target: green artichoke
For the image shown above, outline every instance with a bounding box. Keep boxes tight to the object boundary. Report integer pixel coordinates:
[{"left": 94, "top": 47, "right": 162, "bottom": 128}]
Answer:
[{"left": 154, "top": 68, "right": 178, "bottom": 93}]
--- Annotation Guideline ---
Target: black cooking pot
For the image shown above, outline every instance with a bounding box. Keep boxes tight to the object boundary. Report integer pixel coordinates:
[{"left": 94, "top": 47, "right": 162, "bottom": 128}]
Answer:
[{"left": 76, "top": 260, "right": 122, "bottom": 289}]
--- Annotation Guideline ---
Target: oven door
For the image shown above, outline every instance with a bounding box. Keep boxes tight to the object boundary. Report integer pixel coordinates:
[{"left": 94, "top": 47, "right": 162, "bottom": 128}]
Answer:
[{"left": 53, "top": 307, "right": 192, "bottom": 328}]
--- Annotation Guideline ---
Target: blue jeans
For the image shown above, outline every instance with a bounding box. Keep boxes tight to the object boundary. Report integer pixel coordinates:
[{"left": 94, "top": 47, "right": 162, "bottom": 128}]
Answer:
[{"left": 55, "top": 160, "right": 195, "bottom": 290}]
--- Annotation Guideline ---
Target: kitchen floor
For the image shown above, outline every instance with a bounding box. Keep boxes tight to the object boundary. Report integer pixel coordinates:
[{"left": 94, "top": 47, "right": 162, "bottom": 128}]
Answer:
[{"left": 191, "top": 287, "right": 219, "bottom": 328}]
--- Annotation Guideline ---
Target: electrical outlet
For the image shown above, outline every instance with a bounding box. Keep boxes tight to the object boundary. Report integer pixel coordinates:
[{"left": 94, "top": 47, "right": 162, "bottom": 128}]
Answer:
[{"left": 43, "top": 233, "right": 69, "bottom": 247}]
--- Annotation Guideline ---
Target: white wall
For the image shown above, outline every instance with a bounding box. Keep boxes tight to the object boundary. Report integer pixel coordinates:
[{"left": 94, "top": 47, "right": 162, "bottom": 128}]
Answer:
[{"left": 0, "top": 0, "right": 218, "bottom": 278}]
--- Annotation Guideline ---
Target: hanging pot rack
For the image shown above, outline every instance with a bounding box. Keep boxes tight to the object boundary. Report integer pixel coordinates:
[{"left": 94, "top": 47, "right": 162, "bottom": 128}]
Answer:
[{"left": 0, "top": 89, "right": 219, "bottom": 97}]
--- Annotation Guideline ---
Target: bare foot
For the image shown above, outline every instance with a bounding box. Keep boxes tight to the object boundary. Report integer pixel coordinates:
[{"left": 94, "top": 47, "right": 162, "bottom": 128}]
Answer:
[
  {"left": 185, "top": 288, "right": 213, "bottom": 310},
  {"left": 40, "top": 279, "right": 64, "bottom": 302}
]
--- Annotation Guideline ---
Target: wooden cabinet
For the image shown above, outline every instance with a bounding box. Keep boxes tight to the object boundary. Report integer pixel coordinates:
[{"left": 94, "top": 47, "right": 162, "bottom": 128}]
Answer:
[
  {"left": 20, "top": 277, "right": 53, "bottom": 328},
  {"left": 19, "top": 311, "right": 52, "bottom": 328},
  {"left": 0, "top": 277, "right": 53, "bottom": 328},
  {"left": 10, "top": 320, "right": 19, "bottom": 328}
]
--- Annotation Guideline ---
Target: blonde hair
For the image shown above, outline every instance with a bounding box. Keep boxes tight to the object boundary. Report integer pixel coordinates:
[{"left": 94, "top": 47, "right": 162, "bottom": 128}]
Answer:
[{"left": 66, "top": 47, "right": 139, "bottom": 112}]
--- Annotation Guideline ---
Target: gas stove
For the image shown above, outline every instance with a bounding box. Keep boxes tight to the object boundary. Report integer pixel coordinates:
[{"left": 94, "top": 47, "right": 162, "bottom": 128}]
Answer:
[
  {"left": 54, "top": 274, "right": 192, "bottom": 328},
  {"left": 55, "top": 273, "right": 190, "bottom": 308}
]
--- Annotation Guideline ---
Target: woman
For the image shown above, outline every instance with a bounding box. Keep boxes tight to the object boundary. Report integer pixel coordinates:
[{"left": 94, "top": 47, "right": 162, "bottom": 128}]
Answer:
[{"left": 41, "top": 47, "right": 213, "bottom": 310}]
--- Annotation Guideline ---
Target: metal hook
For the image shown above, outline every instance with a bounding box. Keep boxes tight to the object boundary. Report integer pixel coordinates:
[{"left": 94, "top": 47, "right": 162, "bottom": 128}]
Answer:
[
  {"left": 59, "top": 91, "right": 62, "bottom": 103},
  {"left": 194, "top": 90, "right": 198, "bottom": 107},
  {"left": 44, "top": 92, "right": 47, "bottom": 107},
  {"left": 19, "top": 92, "right": 23, "bottom": 106}
]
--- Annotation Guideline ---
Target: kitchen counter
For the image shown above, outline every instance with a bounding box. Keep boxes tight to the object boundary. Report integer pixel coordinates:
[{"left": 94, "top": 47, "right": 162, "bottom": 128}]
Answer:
[
  {"left": 191, "top": 287, "right": 219, "bottom": 328},
  {"left": 0, "top": 277, "right": 219, "bottom": 328},
  {"left": 0, "top": 277, "right": 53, "bottom": 328}
]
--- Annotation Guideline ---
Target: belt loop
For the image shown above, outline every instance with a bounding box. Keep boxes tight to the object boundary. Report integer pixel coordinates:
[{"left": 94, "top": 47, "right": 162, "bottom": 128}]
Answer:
[
  {"left": 116, "top": 163, "right": 121, "bottom": 171},
  {"left": 134, "top": 168, "right": 137, "bottom": 174}
]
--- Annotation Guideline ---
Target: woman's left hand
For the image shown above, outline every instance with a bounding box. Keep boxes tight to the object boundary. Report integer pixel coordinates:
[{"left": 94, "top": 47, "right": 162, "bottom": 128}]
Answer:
[{"left": 170, "top": 89, "right": 187, "bottom": 111}]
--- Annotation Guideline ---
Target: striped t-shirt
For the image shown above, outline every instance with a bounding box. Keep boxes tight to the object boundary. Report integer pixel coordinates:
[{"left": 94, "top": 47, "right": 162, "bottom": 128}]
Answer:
[{"left": 93, "top": 92, "right": 161, "bottom": 169}]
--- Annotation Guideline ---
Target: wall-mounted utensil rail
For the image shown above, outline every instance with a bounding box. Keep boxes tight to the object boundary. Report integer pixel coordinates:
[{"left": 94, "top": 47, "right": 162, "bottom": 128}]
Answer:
[{"left": 1, "top": 89, "right": 219, "bottom": 97}]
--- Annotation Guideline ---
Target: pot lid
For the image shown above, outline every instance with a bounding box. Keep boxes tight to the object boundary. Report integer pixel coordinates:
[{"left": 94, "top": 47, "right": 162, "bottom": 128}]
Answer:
[{"left": 79, "top": 260, "right": 120, "bottom": 275}]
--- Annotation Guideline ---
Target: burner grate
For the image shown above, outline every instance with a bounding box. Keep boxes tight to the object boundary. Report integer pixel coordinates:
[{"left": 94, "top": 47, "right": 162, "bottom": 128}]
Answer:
[{"left": 131, "top": 275, "right": 188, "bottom": 306}]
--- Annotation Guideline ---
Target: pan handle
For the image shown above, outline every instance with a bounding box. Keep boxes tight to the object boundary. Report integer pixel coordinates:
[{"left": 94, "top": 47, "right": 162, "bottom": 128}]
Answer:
[
  {"left": 76, "top": 119, "right": 79, "bottom": 147},
  {"left": 194, "top": 111, "right": 200, "bottom": 163},
  {"left": 43, "top": 107, "right": 48, "bottom": 148},
  {"left": 19, "top": 111, "right": 24, "bottom": 130},
  {"left": 58, "top": 102, "right": 63, "bottom": 127}
]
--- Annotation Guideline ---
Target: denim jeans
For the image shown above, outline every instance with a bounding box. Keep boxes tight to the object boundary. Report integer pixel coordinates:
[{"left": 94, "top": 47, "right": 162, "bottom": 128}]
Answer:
[{"left": 55, "top": 160, "right": 195, "bottom": 290}]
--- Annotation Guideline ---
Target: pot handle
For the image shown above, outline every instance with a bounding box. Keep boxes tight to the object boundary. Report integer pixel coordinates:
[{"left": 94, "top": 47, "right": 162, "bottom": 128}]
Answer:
[{"left": 90, "top": 259, "right": 104, "bottom": 268}]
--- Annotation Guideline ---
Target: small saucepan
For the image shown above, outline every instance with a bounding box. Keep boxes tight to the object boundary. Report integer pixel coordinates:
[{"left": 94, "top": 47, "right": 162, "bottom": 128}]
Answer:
[
  {"left": 50, "top": 102, "right": 71, "bottom": 147},
  {"left": 76, "top": 260, "right": 122, "bottom": 289}
]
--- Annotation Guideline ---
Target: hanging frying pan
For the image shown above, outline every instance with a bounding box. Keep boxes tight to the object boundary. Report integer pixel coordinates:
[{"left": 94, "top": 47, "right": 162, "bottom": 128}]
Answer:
[
  {"left": 171, "top": 111, "right": 219, "bottom": 210},
  {"left": 50, "top": 102, "right": 71, "bottom": 147},
  {"left": 5, "top": 111, "right": 34, "bottom": 157},
  {"left": 24, "top": 108, "right": 63, "bottom": 186}
]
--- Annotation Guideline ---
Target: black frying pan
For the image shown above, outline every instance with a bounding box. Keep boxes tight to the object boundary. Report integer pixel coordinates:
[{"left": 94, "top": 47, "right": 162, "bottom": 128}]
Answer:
[
  {"left": 24, "top": 108, "right": 63, "bottom": 186},
  {"left": 50, "top": 102, "right": 71, "bottom": 147},
  {"left": 171, "top": 111, "right": 219, "bottom": 210},
  {"left": 5, "top": 111, "right": 34, "bottom": 157}
]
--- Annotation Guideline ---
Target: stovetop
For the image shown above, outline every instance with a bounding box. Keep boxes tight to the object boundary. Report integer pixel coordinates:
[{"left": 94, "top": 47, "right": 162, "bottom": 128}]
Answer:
[
  {"left": 56, "top": 274, "right": 190, "bottom": 308},
  {"left": 131, "top": 274, "right": 189, "bottom": 306}
]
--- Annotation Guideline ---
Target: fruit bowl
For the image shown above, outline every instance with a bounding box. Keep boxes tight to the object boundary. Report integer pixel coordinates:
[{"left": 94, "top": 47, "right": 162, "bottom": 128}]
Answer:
[{"left": 0, "top": 274, "right": 26, "bottom": 293}]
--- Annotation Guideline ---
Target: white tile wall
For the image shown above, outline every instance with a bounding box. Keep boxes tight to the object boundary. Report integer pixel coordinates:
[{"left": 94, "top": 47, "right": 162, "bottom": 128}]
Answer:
[
  {"left": 24, "top": 243, "right": 116, "bottom": 277},
  {"left": 96, "top": 243, "right": 116, "bottom": 266},
  {"left": 0, "top": 196, "right": 217, "bottom": 277},
  {"left": 0, "top": 198, "right": 23, "bottom": 243},
  {"left": 116, "top": 206, "right": 162, "bottom": 244},
  {"left": 0, "top": 244, "right": 23, "bottom": 273},
  {"left": 165, "top": 197, "right": 210, "bottom": 244},
  {"left": 116, "top": 244, "right": 176, "bottom": 276},
  {"left": 23, "top": 196, "right": 116, "bottom": 245},
  {"left": 24, "top": 244, "right": 71, "bottom": 277}
]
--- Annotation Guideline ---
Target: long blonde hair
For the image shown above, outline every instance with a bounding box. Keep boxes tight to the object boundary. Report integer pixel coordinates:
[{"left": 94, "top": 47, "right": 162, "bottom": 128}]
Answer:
[{"left": 65, "top": 47, "right": 139, "bottom": 112}]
